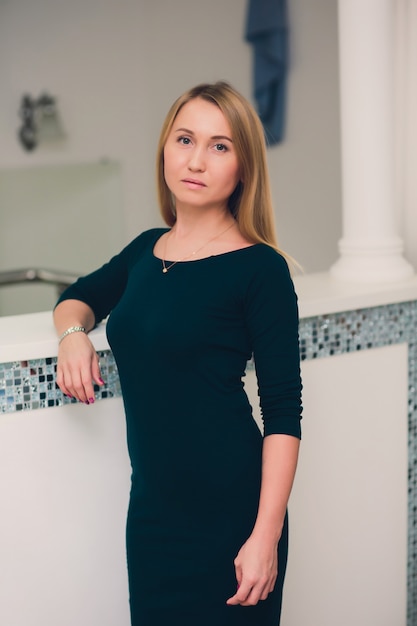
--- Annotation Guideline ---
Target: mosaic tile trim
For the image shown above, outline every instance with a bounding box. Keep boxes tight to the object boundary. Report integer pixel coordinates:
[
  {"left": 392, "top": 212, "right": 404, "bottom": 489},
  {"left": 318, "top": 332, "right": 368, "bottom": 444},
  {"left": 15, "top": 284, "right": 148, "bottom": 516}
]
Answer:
[
  {"left": 1, "top": 300, "right": 416, "bottom": 623},
  {"left": 0, "top": 351, "right": 121, "bottom": 413}
]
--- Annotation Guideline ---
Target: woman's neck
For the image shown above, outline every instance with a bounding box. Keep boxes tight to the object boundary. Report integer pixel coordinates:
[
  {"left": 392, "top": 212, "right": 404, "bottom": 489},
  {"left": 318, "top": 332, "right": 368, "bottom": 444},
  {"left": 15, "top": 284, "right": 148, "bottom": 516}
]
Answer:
[{"left": 171, "top": 208, "right": 234, "bottom": 240}]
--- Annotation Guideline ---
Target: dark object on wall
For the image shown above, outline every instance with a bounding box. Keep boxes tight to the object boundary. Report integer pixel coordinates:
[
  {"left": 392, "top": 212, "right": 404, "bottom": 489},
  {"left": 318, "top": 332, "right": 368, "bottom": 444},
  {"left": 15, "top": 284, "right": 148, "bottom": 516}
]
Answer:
[
  {"left": 245, "top": 0, "right": 288, "bottom": 146},
  {"left": 18, "top": 93, "right": 64, "bottom": 151}
]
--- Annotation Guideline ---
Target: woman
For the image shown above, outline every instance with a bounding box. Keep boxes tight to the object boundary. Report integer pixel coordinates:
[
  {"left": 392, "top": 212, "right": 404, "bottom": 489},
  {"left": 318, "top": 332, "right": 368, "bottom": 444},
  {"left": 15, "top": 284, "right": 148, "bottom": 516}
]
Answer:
[{"left": 54, "top": 81, "right": 302, "bottom": 626}]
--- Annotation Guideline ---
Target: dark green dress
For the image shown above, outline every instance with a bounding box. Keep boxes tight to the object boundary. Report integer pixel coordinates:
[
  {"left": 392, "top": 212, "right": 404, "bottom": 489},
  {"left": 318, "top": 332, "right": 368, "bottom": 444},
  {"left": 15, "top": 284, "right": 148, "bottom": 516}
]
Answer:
[{"left": 58, "top": 228, "right": 302, "bottom": 626}]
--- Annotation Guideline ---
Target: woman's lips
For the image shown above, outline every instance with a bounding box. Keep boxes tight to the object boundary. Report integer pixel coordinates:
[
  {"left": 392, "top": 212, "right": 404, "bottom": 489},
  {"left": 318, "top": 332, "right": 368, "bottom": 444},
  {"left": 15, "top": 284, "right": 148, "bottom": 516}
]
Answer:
[{"left": 182, "top": 178, "right": 206, "bottom": 189}]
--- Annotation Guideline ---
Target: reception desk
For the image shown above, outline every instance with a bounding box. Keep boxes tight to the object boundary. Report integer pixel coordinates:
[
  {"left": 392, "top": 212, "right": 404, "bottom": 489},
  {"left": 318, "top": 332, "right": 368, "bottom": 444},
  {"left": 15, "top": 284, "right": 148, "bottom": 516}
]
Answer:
[{"left": 1, "top": 273, "right": 417, "bottom": 626}]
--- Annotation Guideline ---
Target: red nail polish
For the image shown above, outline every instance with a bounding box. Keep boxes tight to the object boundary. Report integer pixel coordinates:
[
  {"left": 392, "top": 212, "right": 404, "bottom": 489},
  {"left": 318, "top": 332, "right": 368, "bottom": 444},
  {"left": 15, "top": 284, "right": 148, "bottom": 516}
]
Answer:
[
  {"left": 89, "top": 397, "right": 95, "bottom": 404},
  {"left": 99, "top": 378, "right": 105, "bottom": 384}
]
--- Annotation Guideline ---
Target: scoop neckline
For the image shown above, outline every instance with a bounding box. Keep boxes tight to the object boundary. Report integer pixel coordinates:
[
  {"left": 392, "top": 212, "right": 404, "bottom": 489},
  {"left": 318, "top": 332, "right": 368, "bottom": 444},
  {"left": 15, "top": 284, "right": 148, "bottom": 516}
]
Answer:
[{"left": 151, "top": 231, "right": 261, "bottom": 265}]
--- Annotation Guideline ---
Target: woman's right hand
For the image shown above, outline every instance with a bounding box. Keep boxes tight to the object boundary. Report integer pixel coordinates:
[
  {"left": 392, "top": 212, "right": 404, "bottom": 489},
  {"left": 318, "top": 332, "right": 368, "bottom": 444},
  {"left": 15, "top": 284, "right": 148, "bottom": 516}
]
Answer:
[{"left": 56, "top": 332, "right": 104, "bottom": 404}]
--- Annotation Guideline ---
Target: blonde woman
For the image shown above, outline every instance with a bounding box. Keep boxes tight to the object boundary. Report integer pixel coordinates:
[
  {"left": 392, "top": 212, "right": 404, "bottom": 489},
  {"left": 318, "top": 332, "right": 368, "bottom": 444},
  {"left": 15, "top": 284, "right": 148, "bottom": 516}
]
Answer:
[{"left": 54, "top": 81, "right": 302, "bottom": 626}]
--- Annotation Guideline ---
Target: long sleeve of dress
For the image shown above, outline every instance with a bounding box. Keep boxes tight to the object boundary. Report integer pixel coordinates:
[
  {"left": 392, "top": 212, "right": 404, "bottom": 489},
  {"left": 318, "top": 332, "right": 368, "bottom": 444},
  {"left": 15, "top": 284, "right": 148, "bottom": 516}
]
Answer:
[{"left": 244, "top": 248, "right": 302, "bottom": 439}]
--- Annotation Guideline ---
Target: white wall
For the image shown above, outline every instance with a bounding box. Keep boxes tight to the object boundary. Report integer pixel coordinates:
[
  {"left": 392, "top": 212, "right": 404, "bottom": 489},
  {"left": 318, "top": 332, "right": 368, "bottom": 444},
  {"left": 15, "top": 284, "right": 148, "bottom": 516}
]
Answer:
[
  {"left": 0, "top": 397, "right": 132, "bottom": 626},
  {"left": 0, "top": 0, "right": 151, "bottom": 239},
  {"left": 0, "top": 0, "right": 342, "bottom": 290},
  {"left": 399, "top": 0, "right": 417, "bottom": 270}
]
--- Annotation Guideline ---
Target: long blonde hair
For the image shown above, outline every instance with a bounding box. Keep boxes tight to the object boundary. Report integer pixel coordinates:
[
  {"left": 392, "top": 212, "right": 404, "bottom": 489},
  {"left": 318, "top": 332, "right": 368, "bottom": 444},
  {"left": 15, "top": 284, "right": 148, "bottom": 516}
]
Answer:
[{"left": 156, "top": 81, "right": 282, "bottom": 253}]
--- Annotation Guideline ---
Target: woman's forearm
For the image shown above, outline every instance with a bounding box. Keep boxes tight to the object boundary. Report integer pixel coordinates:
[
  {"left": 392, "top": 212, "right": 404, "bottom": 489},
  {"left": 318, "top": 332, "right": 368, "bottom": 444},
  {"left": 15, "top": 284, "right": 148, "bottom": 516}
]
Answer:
[
  {"left": 226, "top": 433, "right": 300, "bottom": 606},
  {"left": 53, "top": 299, "right": 96, "bottom": 336},
  {"left": 54, "top": 299, "right": 103, "bottom": 403},
  {"left": 252, "top": 434, "right": 300, "bottom": 544}
]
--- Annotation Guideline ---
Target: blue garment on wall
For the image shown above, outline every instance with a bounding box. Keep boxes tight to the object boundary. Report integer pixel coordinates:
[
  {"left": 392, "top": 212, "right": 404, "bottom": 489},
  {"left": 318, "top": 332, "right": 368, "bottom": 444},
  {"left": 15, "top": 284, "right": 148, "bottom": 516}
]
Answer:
[{"left": 245, "top": 0, "right": 288, "bottom": 145}]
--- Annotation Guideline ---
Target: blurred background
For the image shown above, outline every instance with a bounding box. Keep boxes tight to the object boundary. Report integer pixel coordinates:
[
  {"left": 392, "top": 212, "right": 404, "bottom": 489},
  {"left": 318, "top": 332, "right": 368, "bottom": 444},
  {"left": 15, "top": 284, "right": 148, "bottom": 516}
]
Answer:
[
  {"left": 0, "top": 0, "right": 415, "bottom": 315},
  {"left": 0, "top": 0, "right": 342, "bottom": 314}
]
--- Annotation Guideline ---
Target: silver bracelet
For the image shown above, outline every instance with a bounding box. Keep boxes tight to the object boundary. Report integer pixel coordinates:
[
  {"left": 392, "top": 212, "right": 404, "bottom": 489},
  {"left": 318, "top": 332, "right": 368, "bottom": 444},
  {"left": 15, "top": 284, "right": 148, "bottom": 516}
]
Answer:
[{"left": 59, "top": 326, "right": 86, "bottom": 344}]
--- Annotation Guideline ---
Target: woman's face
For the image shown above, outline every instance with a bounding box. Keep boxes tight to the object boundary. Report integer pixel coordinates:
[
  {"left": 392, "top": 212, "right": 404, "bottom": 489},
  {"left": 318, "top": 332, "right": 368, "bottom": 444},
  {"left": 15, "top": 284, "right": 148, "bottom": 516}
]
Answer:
[{"left": 163, "top": 98, "right": 241, "bottom": 214}]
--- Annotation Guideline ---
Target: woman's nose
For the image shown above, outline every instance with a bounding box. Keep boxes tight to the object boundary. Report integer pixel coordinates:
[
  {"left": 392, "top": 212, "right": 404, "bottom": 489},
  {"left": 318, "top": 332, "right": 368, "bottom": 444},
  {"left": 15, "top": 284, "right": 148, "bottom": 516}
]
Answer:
[{"left": 188, "top": 147, "right": 206, "bottom": 172}]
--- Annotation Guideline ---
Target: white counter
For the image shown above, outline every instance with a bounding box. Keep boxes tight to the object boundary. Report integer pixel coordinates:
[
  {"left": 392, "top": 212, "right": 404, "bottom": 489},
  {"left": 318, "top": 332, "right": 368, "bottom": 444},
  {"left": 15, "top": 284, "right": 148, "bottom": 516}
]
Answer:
[
  {"left": 294, "top": 271, "right": 417, "bottom": 318},
  {"left": 0, "top": 310, "right": 109, "bottom": 362}
]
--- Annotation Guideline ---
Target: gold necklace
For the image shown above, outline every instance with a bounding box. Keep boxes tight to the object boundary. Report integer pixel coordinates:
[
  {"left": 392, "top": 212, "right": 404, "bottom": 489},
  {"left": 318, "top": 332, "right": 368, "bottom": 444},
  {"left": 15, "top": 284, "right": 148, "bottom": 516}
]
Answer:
[{"left": 162, "top": 221, "right": 235, "bottom": 273}]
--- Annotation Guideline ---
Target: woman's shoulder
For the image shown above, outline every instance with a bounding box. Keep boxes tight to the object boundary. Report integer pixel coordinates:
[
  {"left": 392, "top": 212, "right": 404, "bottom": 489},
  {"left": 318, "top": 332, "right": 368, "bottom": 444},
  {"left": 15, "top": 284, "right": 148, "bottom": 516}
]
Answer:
[
  {"left": 237, "top": 243, "right": 297, "bottom": 299},
  {"left": 121, "top": 227, "right": 168, "bottom": 257},
  {"left": 240, "top": 245, "right": 298, "bottom": 312},
  {"left": 243, "top": 243, "right": 292, "bottom": 276}
]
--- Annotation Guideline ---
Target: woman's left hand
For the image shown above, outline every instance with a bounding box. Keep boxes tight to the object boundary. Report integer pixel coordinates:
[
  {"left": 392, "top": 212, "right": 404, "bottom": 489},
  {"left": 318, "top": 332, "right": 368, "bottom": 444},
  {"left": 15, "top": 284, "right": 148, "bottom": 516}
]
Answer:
[{"left": 226, "top": 534, "right": 278, "bottom": 606}]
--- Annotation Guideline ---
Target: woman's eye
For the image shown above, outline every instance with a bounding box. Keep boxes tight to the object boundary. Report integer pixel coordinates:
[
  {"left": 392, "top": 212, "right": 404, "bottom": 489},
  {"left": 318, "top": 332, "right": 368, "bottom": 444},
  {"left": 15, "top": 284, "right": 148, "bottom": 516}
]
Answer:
[
  {"left": 178, "top": 136, "right": 191, "bottom": 145},
  {"left": 214, "top": 143, "right": 228, "bottom": 152}
]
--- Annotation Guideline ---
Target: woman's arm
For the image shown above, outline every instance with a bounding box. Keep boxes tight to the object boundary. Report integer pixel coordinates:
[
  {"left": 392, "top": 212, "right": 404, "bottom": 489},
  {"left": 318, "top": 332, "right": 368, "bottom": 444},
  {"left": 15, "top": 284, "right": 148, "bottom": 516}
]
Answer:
[
  {"left": 227, "top": 249, "right": 302, "bottom": 606},
  {"left": 226, "top": 434, "right": 300, "bottom": 606},
  {"left": 54, "top": 299, "right": 95, "bottom": 336},
  {"left": 54, "top": 299, "right": 104, "bottom": 404}
]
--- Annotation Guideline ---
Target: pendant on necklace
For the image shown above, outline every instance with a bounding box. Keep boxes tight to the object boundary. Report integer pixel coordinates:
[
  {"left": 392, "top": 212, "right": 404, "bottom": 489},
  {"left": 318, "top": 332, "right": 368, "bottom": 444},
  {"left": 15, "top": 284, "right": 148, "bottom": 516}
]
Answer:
[{"left": 162, "top": 267, "right": 168, "bottom": 273}]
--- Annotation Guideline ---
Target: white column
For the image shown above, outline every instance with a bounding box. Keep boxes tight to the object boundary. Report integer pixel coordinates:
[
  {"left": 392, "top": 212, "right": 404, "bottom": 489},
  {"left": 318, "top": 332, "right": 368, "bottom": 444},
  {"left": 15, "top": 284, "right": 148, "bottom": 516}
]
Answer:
[{"left": 330, "top": 0, "right": 414, "bottom": 283}]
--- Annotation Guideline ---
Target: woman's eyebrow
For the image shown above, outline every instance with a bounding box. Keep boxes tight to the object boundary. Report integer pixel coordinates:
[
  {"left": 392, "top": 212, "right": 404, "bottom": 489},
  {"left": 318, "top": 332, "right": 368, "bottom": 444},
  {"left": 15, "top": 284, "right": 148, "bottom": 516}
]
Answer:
[
  {"left": 174, "top": 127, "right": 233, "bottom": 142},
  {"left": 211, "top": 135, "right": 233, "bottom": 143}
]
